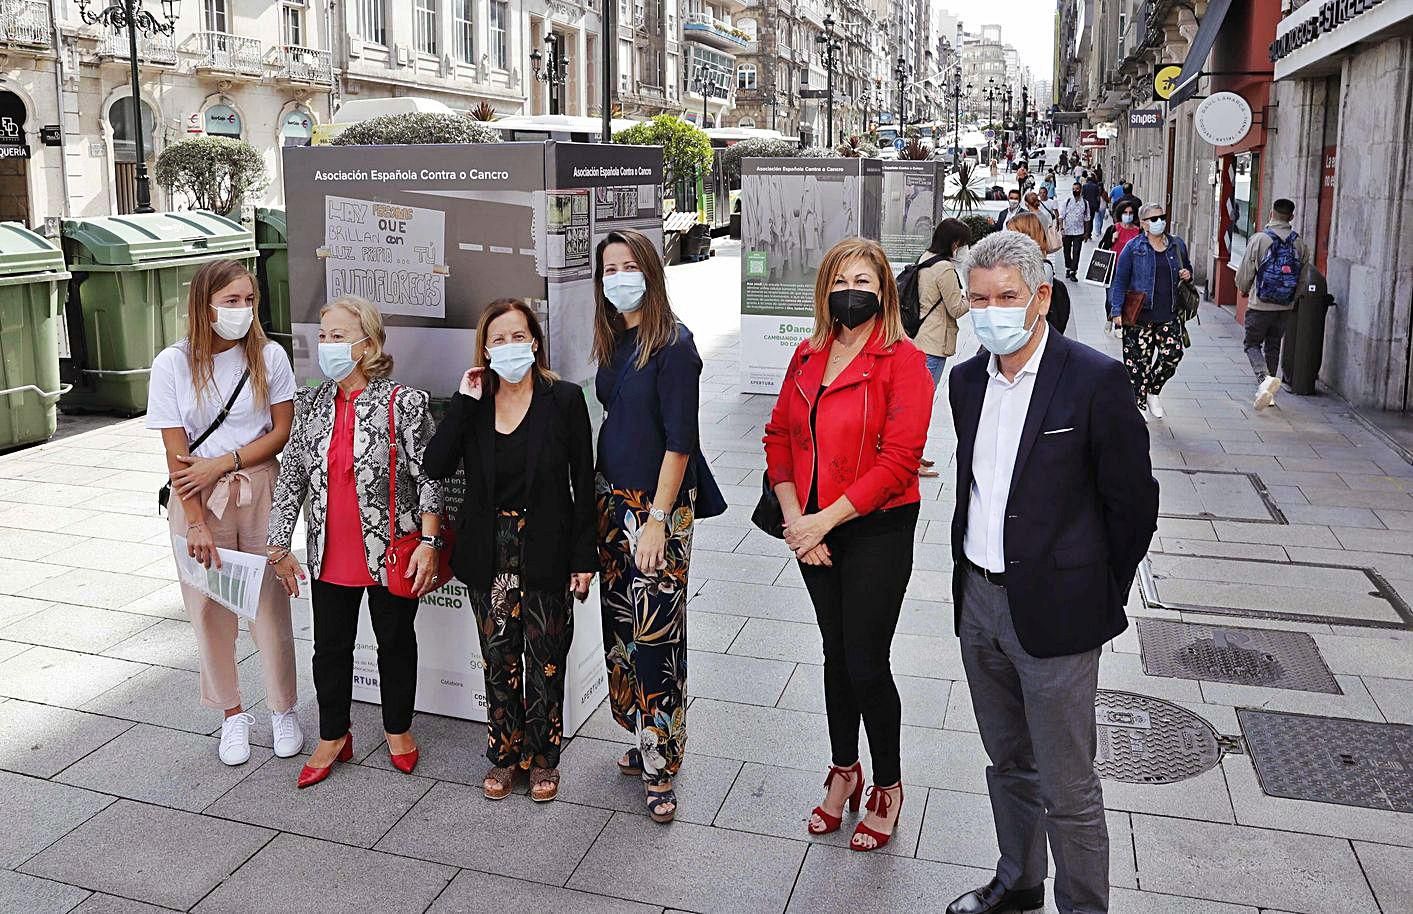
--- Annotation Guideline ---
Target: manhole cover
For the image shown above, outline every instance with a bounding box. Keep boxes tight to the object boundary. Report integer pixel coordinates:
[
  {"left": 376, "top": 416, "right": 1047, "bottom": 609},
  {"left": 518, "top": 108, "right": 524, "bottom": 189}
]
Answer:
[
  {"left": 1153, "top": 468, "right": 1287, "bottom": 524},
  {"left": 1238, "top": 710, "right": 1413, "bottom": 812},
  {"left": 1141, "top": 556, "right": 1412, "bottom": 630},
  {"left": 1093, "top": 690, "right": 1222, "bottom": 784},
  {"left": 1137, "top": 619, "right": 1342, "bottom": 694}
]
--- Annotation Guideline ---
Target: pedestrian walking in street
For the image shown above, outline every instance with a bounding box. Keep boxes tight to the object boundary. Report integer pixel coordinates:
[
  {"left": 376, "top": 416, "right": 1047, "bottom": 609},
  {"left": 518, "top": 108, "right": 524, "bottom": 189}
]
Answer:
[
  {"left": 1082, "top": 174, "right": 1106, "bottom": 240},
  {"left": 1235, "top": 197, "right": 1308, "bottom": 410},
  {"left": 1099, "top": 198, "right": 1142, "bottom": 256},
  {"left": 1108, "top": 203, "right": 1194, "bottom": 419},
  {"left": 592, "top": 228, "right": 725, "bottom": 824},
  {"left": 996, "top": 188, "right": 1024, "bottom": 231},
  {"left": 1113, "top": 183, "right": 1143, "bottom": 217},
  {"left": 989, "top": 158, "right": 1000, "bottom": 181},
  {"left": 1058, "top": 182, "right": 1090, "bottom": 280},
  {"left": 1058, "top": 150, "right": 1069, "bottom": 173},
  {"left": 1005, "top": 213, "right": 1070, "bottom": 335},
  {"left": 1036, "top": 185, "right": 1058, "bottom": 220},
  {"left": 1022, "top": 191, "right": 1053, "bottom": 233},
  {"left": 266, "top": 295, "right": 445, "bottom": 788},
  {"left": 422, "top": 299, "right": 597, "bottom": 804},
  {"left": 1041, "top": 171, "right": 1057, "bottom": 202},
  {"left": 147, "top": 259, "right": 301, "bottom": 767},
  {"left": 1015, "top": 164, "right": 1033, "bottom": 196},
  {"left": 912, "top": 219, "right": 972, "bottom": 477},
  {"left": 1109, "top": 177, "right": 1125, "bottom": 205},
  {"left": 944, "top": 230, "right": 1159, "bottom": 914},
  {"left": 762, "top": 237, "right": 933, "bottom": 852}
]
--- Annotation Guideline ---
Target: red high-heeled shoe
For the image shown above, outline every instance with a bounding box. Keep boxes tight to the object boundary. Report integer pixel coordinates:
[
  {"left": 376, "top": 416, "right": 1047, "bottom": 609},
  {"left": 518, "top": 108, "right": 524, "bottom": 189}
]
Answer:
[
  {"left": 808, "top": 761, "right": 864, "bottom": 835},
  {"left": 851, "top": 783, "right": 903, "bottom": 852},
  {"left": 296, "top": 733, "right": 353, "bottom": 789},
  {"left": 389, "top": 745, "right": 419, "bottom": 774}
]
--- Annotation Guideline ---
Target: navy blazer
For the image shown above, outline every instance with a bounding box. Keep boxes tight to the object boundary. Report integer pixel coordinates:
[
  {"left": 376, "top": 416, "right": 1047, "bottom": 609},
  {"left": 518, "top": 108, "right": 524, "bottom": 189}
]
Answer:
[{"left": 947, "top": 331, "right": 1159, "bottom": 658}]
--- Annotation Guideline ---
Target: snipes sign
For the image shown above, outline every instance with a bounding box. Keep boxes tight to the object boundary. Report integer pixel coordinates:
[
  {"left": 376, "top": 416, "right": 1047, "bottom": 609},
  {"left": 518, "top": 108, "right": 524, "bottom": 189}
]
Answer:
[{"left": 1128, "top": 109, "right": 1164, "bottom": 129}]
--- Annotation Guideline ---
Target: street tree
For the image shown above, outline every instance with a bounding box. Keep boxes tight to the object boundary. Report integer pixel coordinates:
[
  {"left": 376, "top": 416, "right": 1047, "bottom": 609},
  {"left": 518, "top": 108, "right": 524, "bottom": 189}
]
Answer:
[
  {"left": 719, "top": 138, "right": 799, "bottom": 178},
  {"left": 154, "top": 137, "right": 268, "bottom": 217},
  {"left": 613, "top": 115, "right": 713, "bottom": 186},
  {"left": 332, "top": 112, "right": 502, "bottom": 145}
]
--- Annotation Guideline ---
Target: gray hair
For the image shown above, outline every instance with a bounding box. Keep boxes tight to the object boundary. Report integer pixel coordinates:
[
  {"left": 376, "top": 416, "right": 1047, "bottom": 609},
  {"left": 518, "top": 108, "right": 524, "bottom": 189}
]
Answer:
[
  {"left": 962, "top": 230, "right": 1049, "bottom": 294},
  {"left": 1139, "top": 202, "right": 1165, "bottom": 220}
]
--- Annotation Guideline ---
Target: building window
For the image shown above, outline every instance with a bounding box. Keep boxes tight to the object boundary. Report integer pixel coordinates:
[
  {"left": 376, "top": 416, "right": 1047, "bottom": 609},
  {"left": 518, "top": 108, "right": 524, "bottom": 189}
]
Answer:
[
  {"left": 490, "top": 0, "right": 509, "bottom": 69},
  {"left": 356, "top": 0, "right": 386, "bottom": 45},
  {"left": 737, "top": 64, "right": 756, "bottom": 90},
  {"left": 415, "top": 0, "right": 439, "bottom": 56},
  {"left": 203, "top": 0, "right": 227, "bottom": 32},
  {"left": 281, "top": 0, "right": 304, "bottom": 46},
  {"left": 738, "top": 117, "right": 755, "bottom": 128},
  {"left": 453, "top": 0, "right": 473, "bottom": 63}
]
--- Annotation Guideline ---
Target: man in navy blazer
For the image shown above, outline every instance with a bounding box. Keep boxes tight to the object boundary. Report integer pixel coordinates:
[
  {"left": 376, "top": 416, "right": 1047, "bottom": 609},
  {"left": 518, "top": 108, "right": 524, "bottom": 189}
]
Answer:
[{"left": 943, "top": 232, "right": 1159, "bottom": 914}]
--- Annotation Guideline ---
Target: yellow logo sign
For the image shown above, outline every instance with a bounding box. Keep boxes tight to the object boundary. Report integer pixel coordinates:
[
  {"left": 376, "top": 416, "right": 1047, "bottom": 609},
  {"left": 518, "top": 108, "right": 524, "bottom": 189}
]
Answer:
[{"left": 1154, "top": 65, "right": 1183, "bottom": 101}]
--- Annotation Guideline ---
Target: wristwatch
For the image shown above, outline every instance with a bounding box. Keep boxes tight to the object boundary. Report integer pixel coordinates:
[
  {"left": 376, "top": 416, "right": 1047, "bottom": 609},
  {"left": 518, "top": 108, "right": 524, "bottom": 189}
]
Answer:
[
  {"left": 648, "top": 506, "right": 668, "bottom": 525},
  {"left": 419, "top": 535, "right": 444, "bottom": 550}
]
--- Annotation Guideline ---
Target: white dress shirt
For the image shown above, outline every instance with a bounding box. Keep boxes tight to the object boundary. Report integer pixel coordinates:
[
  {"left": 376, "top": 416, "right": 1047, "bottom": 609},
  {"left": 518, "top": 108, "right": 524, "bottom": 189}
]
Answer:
[{"left": 964, "top": 324, "right": 1050, "bottom": 573}]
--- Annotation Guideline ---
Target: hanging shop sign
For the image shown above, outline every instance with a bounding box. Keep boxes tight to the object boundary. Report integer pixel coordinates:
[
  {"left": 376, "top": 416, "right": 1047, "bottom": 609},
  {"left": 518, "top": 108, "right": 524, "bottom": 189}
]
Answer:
[
  {"left": 1195, "top": 92, "right": 1252, "bottom": 146},
  {"left": 186, "top": 112, "right": 204, "bottom": 134},
  {"left": 1128, "top": 108, "right": 1164, "bottom": 128},
  {"left": 40, "top": 125, "right": 61, "bottom": 146},
  {"left": 1079, "top": 129, "right": 1106, "bottom": 148},
  {"left": 1153, "top": 64, "right": 1182, "bottom": 101},
  {"left": 1271, "top": 0, "right": 1413, "bottom": 79}
]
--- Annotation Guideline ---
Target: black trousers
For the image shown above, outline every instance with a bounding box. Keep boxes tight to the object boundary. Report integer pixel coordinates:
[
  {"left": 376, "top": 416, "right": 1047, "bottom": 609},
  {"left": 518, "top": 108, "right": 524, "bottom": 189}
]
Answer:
[
  {"left": 311, "top": 579, "right": 420, "bottom": 741},
  {"left": 797, "top": 504, "right": 918, "bottom": 786},
  {"left": 1244, "top": 309, "right": 1289, "bottom": 380},
  {"left": 1062, "top": 235, "right": 1086, "bottom": 275}
]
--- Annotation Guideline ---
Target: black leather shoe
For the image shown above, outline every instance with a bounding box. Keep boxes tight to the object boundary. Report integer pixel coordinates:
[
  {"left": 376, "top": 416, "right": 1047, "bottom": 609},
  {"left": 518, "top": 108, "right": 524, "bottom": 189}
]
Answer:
[{"left": 945, "top": 877, "right": 1045, "bottom": 914}]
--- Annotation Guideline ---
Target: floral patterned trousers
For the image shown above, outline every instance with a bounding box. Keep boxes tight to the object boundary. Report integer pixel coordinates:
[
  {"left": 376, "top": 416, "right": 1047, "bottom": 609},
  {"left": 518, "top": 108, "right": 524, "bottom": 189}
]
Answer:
[
  {"left": 596, "top": 475, "right": 693, "bottom": 786},
  {"left": 1123, "top": 319, "right": 1185, "bottom": 403},
  {"left": 468, "top": 512, "right": 574, "bottom": 771}
]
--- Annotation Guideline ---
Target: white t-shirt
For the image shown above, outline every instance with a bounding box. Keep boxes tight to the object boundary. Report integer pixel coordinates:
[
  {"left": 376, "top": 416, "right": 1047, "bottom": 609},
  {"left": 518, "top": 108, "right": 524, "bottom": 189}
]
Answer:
[{"left": 145, "top": 341, "right": 296, "bottom": 458}]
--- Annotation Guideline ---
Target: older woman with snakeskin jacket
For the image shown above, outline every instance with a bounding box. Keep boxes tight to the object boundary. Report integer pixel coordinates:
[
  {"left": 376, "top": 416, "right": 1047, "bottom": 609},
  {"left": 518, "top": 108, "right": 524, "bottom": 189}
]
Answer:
[{"left": 265, "top": 295, "right": 443, "bottom": 789}]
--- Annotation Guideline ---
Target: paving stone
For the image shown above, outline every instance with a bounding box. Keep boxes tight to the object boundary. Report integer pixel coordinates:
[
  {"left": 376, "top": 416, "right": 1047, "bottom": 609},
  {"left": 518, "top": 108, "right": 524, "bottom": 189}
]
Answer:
[
  {"left": 0, "top": 556, "right": 67, "bottom": 597},
  {"left": 728, "top": 617, "right": 823, "bottom": 664},
  {"left": 0, "top": 503, "right": 99, "bottom": 536},
  {"left": 784, "top": 843, "right": 990, "bottom": 914},
  {"left": 1363, "top": 676, "right": 1413, "bottom": 724},
  {"left": 1100, "top": 763, "right": 1234, "bottom": 823},
  {"left": 20, "top": 800, "right": 274, "bottom": 911},
  {"left": 1198, "top": 674, "right": 1385, "bottom": 722},
  {"left": 101, "top": 618, "right": 257, "bottom": 671},
  {"left": 554, "top": 735, "right": 741, "bottom": 825},
  {"left": 1130, "top": 811, "right": 1379, "bottom": 912},
  {"left": 240, "top": 695, "right": 392, "bottom": 762},
  {"left": 1373, "top": 508, "right": 1413, "bottom": 530},
  {"left": 56, "top": 512, "right": 170, "bottom": 545},
  {"left": 428, "top": 869, "right": 660, "bottom": 914},
  {"left": 690, "top": 580, "right": 816, "bottom": 623},
  {"left": 895, "top": 598, "right": 953, "bottom": 638},
  {"left": 1331, "top": 526, "right": 1413, "bottom": 555},
  {"left": 685, "top": 609, "right": 746, "bottom": 653},
  {"left": 942, "top": 683, "right": 978, "bottom": 733},
  {"left": 687, "top": 648, "right": 795, "bottom": 706},
  {"left": 112, "top": 583, "right": 187, "bottom": 620},
  {"left": 71, "top": 894, "right": 181, "bottom": 913},
  {"left": 735, "top": 528, "right": 794, "bottom": 557},
  {"left": 776, "top": 663, "right": 952, "bottom": 730},
  {"left": 43, "top": 539, "right": 173, "bottom": 577},
  {"left": 0, "top": 639, "right": 28, "bottom": 663},
  {"left": 82, "top": 665, "right": 248, "bottom": 734},
  {"left": 1098, "top": 649, "right": 1205, "bottom": 703},
  {"left": 0, "top": 529, "right": 75, "bottom": 562},
  {"left": 568, "top": 811, "right": 806, "bottom": 913},
  {"left": 57, "top": 723, "right": 270, "bottom": 813},
  {"left": 0, "top": 770, "right": 114, "bottom": 868},
  {"left": 713, "top": 762, "right": 923, "bottom": 857},
  {"left": 689, "top": 548, "right": 789, "bottom": 585},
  {"left": 0, "top": 647, "right": 146, "bottom": 708},
  {"left": 0, "top": 595, "right": 54, "bottom": 630},
  {"left": 376, "top": 780, "right": 610, "bottom": 885},
  {"left": 1352, "top": 842, "right": 1413, "bottom": 914},
  {"left": 1154, "top": 537, "right": 1287, "bottom": 561},
  {"left": 19, "top": 568, "right": 167, "bottom": 611},
  {"left": 193, "top": 831, "right": 452, "bottom": 914},
  {"left": 0, "top": 604, "right": 158, "bottom": 654},
  {"left": 0, "top": 700, "right": 133, "bottom": 778},
  {"left": 0, "top": 869, "right": 92, "bottom": 913},
  {"left": 890, "top": 723, "right": 990, "bottom": 794},
  {"left": 1222, "top": 755, "right": 1413, "bottom": 848},
  {"left": 357, "top": 710, "right": 489, "bottom": 785},
  {"left": 692, "top": 522, "right": 749, "bottom": 552},
  {"left": 1211, "top": 521, "right": 1340, "bottom": 547},
  {"left": 1311, "top": 631, "right": 1413, "bottom": 678}
]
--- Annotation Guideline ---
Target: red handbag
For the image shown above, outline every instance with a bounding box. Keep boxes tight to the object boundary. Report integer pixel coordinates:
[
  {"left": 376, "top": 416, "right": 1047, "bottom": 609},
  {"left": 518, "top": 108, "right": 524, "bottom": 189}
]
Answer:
[{"left": 383, "top": 386, "right": 454, "bottom": 599}]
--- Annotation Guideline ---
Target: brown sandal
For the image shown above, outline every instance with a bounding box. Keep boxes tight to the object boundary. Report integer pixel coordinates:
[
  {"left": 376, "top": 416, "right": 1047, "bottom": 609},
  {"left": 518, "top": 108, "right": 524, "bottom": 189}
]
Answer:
[
  {"left": 529, "top": 767, "right": 560, "bottom": 802},
  {"left": 483, "top": 765, "right": 516, "bottom": 800}
]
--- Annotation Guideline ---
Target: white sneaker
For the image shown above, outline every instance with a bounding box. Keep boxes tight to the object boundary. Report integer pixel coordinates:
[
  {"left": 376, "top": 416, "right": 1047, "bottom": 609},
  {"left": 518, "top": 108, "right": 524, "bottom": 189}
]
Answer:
[
  {"left": 1254, "top": 376, "right": 1281, "bottom": 410},
  {"left": 271, "top": 710, "right": 305, "bottom": 759},
  {"left": 219, "top": 712, "right": 254, "bottom": 766},
  {"left": 1147, "top": 394, "right": 1166, "bottom": 419}
]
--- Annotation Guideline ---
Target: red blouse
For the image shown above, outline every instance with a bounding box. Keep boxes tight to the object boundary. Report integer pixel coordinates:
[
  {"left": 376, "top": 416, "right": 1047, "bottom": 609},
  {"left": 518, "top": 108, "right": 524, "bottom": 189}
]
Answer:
[{"left": 319, "top": 387, "right": 377, "bottom": 587}]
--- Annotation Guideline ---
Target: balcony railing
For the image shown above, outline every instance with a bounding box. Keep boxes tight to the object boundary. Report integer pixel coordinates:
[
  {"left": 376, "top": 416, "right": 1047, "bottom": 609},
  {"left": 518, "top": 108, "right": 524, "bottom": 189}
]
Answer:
[
  {"left": 1, "top": 0, "right": 52, "bottom": 48},
  {"left": 185, "top": 31, "right": 264, "bottom": 78},
  {"left": 275, "top": 44, "right": 332, "bottom": 84},
  {"left": 98, "top": 31, "right": 179, "bottom": 66},
  {"left": 682, "top": 12, "right": 749, "bottom": 49}
]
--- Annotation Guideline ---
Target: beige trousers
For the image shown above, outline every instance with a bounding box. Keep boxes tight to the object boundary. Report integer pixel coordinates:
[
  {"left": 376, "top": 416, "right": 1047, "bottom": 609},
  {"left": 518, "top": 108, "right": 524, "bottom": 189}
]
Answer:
[{"left": 167, "top": 460, "right": 298, "bottom": 713}]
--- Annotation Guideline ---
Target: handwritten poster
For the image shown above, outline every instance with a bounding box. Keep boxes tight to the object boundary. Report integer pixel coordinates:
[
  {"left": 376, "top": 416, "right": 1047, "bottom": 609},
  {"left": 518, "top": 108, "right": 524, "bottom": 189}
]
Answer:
[{"left": 323, "top": 195, "right": 447, "bottom": 318}]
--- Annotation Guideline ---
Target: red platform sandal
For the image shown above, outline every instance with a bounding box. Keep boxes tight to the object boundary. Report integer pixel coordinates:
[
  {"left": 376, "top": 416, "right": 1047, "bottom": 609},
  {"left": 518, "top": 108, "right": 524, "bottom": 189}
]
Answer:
[
  {"left": 807, "top": 761, "right": 864, "bottom": 835},
  {"left": 850, "top": 783, "right": 903, "bottom": 852}
]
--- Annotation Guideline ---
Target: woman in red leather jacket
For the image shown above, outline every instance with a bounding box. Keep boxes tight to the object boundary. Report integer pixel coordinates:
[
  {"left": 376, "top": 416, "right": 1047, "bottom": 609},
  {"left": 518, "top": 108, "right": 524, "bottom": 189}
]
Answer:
[{"left": 763, "top": 237, "right": 933, "bottom": 853}]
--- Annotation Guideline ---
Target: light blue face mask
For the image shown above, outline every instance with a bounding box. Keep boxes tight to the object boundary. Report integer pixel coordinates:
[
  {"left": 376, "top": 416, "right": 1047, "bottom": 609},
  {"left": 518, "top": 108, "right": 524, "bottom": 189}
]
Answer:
[
  {"left": 1121, "top": 212, "right": 1135, "bottom": 225},
  {"left": 970, "top": 291, "right": 1040, "bottom": 356},
  {"left": 602, "top": 270, "right": 647, "bottom": 312},
  {"left": 317, "top": 337, "right": 367, "bottom": 381},
  {"left": 487, "top": 341, "right": 536, "bottom": 383}
]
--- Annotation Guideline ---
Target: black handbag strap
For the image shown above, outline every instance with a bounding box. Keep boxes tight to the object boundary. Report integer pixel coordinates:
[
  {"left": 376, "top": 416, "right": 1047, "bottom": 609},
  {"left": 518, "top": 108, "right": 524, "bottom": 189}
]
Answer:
[{"left": 188, "top": 369, "right": 250, "bottom": 454}]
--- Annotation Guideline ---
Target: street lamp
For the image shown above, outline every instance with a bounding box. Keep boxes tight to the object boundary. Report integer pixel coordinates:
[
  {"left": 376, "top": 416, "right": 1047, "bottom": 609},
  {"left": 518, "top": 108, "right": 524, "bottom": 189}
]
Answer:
[
  {"left": 1003, "top": 86, "right": 1013, "bottom": 161},
  {"left": 817, "top": 14, "right": 842, "bottom": 148},
  {"left": 529, "top": 33, "right": 569, "bottom": 116},
  {"left": 948, "top": 70, "right": 970, "bottom": 171},
  {"left": 1020, "top": 83, "right": 1030, "bottom": 159},
  {"left": 893, "top": 55, "right": 909, "bottom": 133},
  {"left": 691, "top": 65, "right": 723, "bottom": 128},
  {"left": 76, "top": 0, "right": 181, "bottom": 214},
  {"left": 984, "top": 77, "right": 1000, "bottom": 159}
]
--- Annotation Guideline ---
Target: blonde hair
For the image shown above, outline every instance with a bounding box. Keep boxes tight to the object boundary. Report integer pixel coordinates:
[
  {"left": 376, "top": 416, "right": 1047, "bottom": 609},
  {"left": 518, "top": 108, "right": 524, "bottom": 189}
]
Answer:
[
  {"left": 185, "top": 259, "right": 270, "bottom": 406},
  {"left": 809, "top": 238, "right": 904, "bottom": 350},
  {"left": 320, "top": 295, "right": 393, "bottom": 379},
  {"left": 1005, "top": 212, "right": 1047, "bottom": 251}
]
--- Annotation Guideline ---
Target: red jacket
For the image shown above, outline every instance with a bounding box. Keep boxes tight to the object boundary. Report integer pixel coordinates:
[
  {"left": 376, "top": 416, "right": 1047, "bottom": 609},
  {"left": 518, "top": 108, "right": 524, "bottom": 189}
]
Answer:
[{"left": 763, "top": 326, "right": 933, "bottom": 516}]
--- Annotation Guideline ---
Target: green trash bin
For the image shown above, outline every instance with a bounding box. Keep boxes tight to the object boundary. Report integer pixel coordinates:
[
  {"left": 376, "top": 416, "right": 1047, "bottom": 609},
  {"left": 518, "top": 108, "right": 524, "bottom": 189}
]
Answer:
[
  {"left": 0, "top": 223, "right": 71, "bottom": 451},
  {"left": 254, "top": 208, "right": 291, "bottom": 360},
  {"left": 61, "top": 211, "right": 256, "bottom": 414}
]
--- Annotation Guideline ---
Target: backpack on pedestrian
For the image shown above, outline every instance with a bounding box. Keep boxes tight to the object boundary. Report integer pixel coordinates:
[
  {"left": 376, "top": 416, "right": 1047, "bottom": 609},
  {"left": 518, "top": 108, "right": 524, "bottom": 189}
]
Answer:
[
  {"left": 1254, "top": 230, "right": 1303, "bottom": 305},
  {"left": 898, "top": 253, "right": 949, "bottom": 338}
]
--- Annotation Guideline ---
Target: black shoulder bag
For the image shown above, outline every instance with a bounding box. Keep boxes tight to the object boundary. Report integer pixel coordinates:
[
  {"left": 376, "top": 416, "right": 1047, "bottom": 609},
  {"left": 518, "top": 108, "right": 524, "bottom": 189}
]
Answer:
[{"left": 157, "top": 369, "right": 250, "bottom": 513}]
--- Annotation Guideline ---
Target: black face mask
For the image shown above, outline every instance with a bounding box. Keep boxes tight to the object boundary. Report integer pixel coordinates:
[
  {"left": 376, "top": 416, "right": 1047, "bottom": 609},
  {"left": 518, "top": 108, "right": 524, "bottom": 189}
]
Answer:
[{"left": 827, "top": 289, "right": 881, "bottom": 329}]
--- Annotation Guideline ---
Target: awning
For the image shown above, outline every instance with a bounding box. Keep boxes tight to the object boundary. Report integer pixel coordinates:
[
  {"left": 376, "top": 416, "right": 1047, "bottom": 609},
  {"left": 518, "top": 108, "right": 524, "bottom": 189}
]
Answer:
[{"left": 1170, "top": 0, "right": 1234, "bottom": 105}]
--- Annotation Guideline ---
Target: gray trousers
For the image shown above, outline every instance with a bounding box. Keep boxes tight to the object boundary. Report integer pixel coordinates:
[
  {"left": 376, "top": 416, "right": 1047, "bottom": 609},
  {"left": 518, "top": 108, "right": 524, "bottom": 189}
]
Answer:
[
  {"left": 959, "top": 566, "right": 1108, "bottom": 914},
  {"left": 1244, "top": 308, "right": 1289, "bottom": 380}
]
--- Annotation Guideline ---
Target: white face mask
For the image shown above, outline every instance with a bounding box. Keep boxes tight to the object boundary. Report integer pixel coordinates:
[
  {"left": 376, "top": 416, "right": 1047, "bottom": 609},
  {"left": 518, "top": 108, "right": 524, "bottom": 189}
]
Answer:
[{"left": 211, "top": 306, "right": 254, "bottom": 341}]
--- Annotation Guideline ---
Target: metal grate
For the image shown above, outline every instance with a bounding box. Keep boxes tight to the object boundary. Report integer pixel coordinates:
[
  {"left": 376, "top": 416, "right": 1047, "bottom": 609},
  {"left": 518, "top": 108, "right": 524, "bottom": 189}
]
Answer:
[
  {"left": 1238, "top": 709, "right": 1413, "bottom": 812},
  {"left": 1094, "top": 690, "right": 1223, "bottom": 784},
  {"left": 1153, "top": 468, "right": 1287, "bottom": 524},
  {"left": 1137, "top": 619, "right": 1341, "bottom": 694}
]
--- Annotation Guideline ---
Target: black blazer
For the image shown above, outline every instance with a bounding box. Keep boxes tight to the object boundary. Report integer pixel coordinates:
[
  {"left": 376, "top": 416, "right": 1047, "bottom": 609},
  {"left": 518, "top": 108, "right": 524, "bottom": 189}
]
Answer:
[
  {"left": 423, "top": 378, "right": 598, "bottom": 592},
  {"left": 947, "top": 331, "right": 1159, "bottom": 658}
]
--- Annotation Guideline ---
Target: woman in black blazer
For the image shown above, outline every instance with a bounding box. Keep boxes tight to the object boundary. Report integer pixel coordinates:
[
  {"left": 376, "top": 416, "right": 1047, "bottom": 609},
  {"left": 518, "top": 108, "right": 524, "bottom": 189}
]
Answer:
[{"left": 423, "top": 298, "right": 597, "bottom": 803}]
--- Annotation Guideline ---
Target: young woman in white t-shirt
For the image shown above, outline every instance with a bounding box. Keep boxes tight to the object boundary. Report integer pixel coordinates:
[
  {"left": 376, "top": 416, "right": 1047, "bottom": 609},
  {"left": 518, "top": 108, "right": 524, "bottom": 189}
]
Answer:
[{"left": 145, "top": 259, "right": 301, "bottom": 767}]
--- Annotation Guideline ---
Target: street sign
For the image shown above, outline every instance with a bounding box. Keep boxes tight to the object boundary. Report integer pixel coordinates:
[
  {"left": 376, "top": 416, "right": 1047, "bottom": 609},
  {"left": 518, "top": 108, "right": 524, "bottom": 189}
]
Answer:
[
  {"left": 1153, "top": 64, "right": 1182, "bottom": 101},
  {"left": 893, "top": 137, "right": 905, "bottom": 151}
]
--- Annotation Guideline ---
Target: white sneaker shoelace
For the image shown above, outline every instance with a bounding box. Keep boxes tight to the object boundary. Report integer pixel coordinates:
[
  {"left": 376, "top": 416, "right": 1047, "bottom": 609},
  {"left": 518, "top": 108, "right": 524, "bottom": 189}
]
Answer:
[
  {"left": 271, "top": 710, "right": 304, "bottom": 759},
  {"left": 219, "top": 712, "right": 254, "bottom": 766}
]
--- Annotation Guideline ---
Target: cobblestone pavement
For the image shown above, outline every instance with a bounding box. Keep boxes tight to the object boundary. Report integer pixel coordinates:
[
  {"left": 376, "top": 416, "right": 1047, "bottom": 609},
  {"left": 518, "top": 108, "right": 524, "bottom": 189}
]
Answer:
[{"left": 1, "top": 239, "right": 1410, "bottom": 913}]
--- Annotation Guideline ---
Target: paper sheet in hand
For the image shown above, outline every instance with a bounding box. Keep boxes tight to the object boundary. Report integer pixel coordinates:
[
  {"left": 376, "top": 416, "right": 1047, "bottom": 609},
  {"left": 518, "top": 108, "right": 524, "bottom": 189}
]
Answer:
[{"left": 171, "top": 535, "right": 267, "bottom": 620}]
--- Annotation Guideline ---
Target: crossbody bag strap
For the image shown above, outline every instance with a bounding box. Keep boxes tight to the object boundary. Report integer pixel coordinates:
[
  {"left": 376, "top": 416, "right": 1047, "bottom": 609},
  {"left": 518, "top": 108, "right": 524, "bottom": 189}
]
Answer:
[
  {"left": 387, "top": 385, "right": 400, "bottom": 542},
  {"left": 188, "top": 368, "right": 250, "bottom": 454}
]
